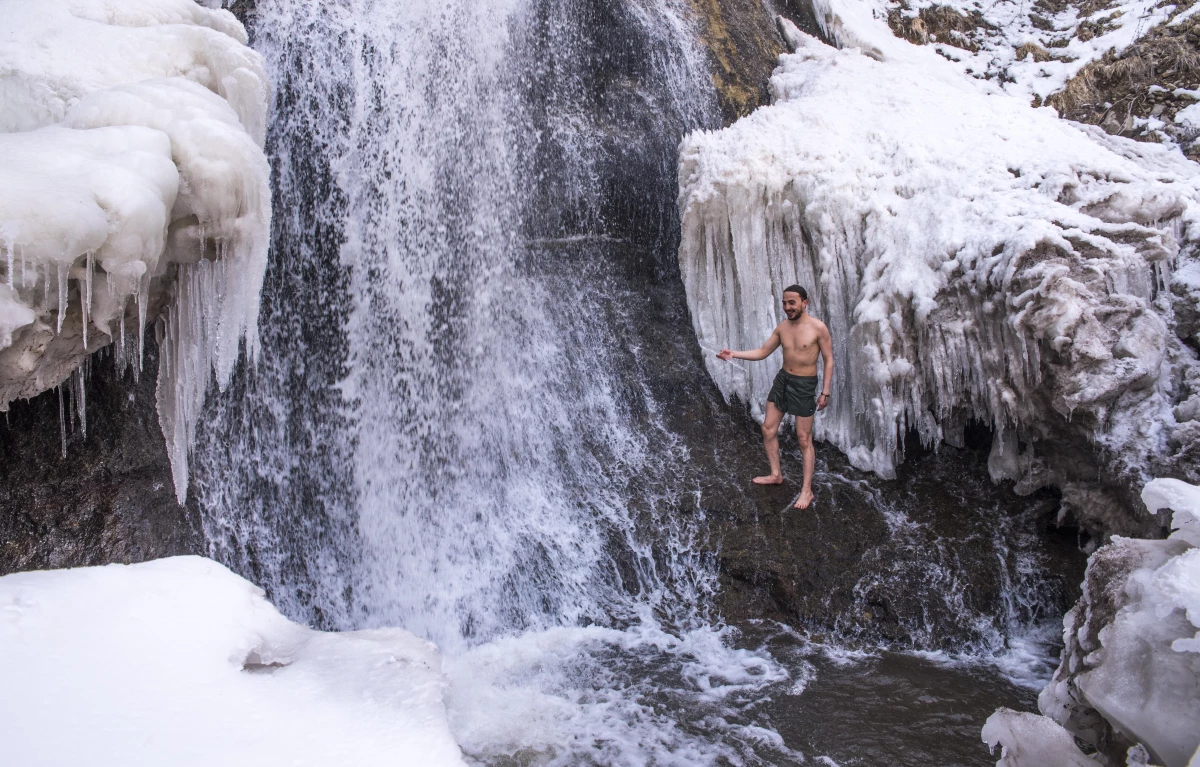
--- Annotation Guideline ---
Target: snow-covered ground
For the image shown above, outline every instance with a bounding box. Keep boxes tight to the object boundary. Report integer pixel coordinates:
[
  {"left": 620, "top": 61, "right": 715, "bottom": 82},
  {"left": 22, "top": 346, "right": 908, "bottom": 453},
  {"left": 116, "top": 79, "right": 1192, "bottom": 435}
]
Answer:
[
  {"left": 678, "top": 0, "right": 1200, "bottom": 535},
  {"left": 984, "top": 478, "right": 1200, "bottom": 767},
  {"left": 0, "top": 556, "right": 466, "bottom": 767},
  {"left": 873, "top": 0, "right": 1196, "bottom": 104},
  {"left": 0, "top": 0, "right": 271, "bottom": 501}
]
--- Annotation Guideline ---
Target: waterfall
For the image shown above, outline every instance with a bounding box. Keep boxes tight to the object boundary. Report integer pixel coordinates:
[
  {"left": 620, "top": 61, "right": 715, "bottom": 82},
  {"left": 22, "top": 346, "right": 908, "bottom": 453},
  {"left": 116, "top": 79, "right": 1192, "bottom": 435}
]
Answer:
[{"left": 194, "top": 0, "right": 721, "bottom": 644}]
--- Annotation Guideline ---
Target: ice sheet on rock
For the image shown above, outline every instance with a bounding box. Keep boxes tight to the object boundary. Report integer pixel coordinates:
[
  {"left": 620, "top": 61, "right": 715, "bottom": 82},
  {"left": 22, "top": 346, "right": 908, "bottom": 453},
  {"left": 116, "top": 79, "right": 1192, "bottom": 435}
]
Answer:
[
  {"left": 1143, "top": 478, "right": 1200, "bottom": 547},
  {"left": 0, "top": 124, "right": 178, "bottom": 400},
  {"left": 677, "top": 12, "right": 1200, "bottom": 481},
  {"left": 1008, "top": 479, "right": 1200, "bottom": 767},
  {"left": 981, "top": 708, "right": 1098, "bottom": 766},
  {"left": 0, "top": 556, "right": 466, "bottom": 767},
  {"left": 58, "top": 77, "right": 271, "bottom": 498}
]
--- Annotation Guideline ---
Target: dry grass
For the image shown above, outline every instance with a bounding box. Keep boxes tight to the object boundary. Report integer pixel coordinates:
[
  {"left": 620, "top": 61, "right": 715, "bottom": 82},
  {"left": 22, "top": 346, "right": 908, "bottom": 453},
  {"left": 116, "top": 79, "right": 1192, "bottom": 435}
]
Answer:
[
  {"left": 1047, "top": 18, "right": 1200, "bottom": 158},
  {"left": 1015, "top": 42, "right": 1053, "bottom": 62},
  {"left": 887, "top": 4, "right": 996, "bottom": 51}
]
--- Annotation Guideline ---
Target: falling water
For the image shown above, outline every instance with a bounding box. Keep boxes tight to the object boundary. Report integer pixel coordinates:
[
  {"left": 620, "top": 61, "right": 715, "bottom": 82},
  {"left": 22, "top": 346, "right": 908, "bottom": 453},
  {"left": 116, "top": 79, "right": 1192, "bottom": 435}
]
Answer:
[{"left": 191, "top": 0, "right": 1083, "bottom": 763}]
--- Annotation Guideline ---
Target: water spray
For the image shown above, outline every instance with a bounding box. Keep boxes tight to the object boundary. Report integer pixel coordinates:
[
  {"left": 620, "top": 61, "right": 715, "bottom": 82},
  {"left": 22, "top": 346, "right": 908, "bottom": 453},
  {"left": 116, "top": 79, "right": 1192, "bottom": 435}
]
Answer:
[{"left": 699, "top": 342, "right": 749, "bottom": 372}]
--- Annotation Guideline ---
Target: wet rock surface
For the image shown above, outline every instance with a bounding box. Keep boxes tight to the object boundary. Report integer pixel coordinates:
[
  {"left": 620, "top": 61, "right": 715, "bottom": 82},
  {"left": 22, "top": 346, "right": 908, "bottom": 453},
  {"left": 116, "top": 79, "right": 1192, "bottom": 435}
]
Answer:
[
  {"left": 557, "top": 237, "right": 1086, "bottom": 650},
  {"left": 0, "top": 342, "right": 202, "bottom": 576}
]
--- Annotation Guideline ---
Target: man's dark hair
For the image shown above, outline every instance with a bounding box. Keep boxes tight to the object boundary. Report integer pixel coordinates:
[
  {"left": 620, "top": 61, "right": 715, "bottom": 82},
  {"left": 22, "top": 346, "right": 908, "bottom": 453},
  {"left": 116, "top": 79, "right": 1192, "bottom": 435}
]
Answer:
[{"left": 783, "top": 284, "right": 808, "bottom": 301}]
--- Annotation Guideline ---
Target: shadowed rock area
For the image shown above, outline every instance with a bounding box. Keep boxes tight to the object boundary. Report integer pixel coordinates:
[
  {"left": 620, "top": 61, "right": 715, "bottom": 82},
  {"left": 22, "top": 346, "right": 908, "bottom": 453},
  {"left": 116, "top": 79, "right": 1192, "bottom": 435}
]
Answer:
[{"left": 0, "top": 342, "right": 202, "bottom": 576}]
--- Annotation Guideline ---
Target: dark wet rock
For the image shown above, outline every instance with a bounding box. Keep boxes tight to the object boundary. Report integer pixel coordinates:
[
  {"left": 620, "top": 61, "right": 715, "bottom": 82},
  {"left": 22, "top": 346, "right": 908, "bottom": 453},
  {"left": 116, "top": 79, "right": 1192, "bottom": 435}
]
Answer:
[
  {"left": 709, "top": 433, "right": 1087, "bottom": 649},
  {"left": 688, "top": 0, "right": 787, "bottom": 122},
  {"left": 0, "top": 341, "right": 202, "bottom": 576}
]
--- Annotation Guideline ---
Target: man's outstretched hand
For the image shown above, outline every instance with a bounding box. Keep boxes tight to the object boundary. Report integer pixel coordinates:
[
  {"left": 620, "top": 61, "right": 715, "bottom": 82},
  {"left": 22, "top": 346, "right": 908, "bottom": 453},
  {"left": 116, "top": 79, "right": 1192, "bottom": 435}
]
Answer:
[
  {"left": 817, "top": 393, "right": 830, "bottom": 411},
  {"left": 718, "top": 349, "right": 735, "bottom": 361}
]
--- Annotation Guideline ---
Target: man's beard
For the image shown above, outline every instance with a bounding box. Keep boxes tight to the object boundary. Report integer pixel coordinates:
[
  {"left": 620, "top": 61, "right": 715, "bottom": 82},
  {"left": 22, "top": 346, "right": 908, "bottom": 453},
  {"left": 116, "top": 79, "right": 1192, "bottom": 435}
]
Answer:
[{"left": 784, "top": 309, "right": 799, "bottom": 320}]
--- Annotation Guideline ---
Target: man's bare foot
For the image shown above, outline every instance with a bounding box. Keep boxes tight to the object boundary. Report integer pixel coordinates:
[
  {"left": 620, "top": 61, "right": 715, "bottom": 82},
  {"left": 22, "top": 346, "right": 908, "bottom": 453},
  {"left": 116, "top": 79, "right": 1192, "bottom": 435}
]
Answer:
[
  {"left": 752, "top": 474, "right": 784, "bottom": 485},
  {"left": 794, "top": 489, "right": 814, "bottom": 509}
]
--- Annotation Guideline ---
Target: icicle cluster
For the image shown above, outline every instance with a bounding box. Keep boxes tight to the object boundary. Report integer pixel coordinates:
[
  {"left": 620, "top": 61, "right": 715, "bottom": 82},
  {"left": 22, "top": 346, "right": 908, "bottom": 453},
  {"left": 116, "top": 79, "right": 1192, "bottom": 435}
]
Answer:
[
  {"left": 677, "top": 8, "right": 1200, "bottom": 529},
  {"left": 0, "top": 0, "right": 270, "bottom": 502}
]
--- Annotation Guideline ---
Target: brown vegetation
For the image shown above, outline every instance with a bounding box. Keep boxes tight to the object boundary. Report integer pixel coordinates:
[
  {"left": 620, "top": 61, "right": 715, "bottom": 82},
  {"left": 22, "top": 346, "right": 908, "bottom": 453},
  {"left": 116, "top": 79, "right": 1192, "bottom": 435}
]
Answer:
[
  {"left": 887, "top": 3, "right": 995, "bottom": 51},
  {"left": 1047, "top": 12, "right": 1200, "bottom": 159}
]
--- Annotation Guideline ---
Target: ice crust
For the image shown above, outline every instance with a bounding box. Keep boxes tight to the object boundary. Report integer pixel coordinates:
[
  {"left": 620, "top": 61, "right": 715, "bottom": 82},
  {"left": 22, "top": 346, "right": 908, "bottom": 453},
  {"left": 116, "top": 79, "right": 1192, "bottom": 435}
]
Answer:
[
  {"left": 985, "top": 479, "right": 1200, "bottom": 767},
  {"left": 0, "top": 0, "right": 270, "bottom": 500},
  {"left": 677, "top": 4, "right": 1200, "bottom": 531},
  {"left": 0, "top": 556, "right": 465, "bottom": 766}
]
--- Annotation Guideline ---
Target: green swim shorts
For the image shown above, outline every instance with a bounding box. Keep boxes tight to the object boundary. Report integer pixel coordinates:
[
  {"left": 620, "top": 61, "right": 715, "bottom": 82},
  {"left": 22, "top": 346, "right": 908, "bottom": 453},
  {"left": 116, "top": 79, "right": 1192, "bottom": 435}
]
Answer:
[{"left": 767, "top": 370, "right": 818, "bottom": 418}]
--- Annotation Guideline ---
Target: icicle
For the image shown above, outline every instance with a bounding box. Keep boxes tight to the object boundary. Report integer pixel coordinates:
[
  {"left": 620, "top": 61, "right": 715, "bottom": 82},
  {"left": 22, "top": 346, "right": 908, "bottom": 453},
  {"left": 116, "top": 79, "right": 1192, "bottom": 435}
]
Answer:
[
  {"left": 82, "top": 252, "right": 93, "bottom": 349},
  {"left": 137, "top": 272, "right": 148, "bottom": 377},
  {"left": 56, "top": 262, "right": 68, "bottom": 334},
  {"left": 5, "top": 241, "right": 12, "bottom": 289},
  {"left": 58, "top": 385, "right": 66, "bottom": 458},
  {"left": 118, "top": 302, "right": 127, "bottom": 372},
  {"left": 74, "top": 365, "right": 87, "bottom": 440}
]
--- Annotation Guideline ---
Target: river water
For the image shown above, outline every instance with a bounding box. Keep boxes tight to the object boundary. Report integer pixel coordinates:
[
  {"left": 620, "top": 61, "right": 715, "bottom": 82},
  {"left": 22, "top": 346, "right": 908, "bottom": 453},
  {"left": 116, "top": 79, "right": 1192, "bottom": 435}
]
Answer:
[{"left": 192, "top": 0, "right": 1085, "bottom": 763}]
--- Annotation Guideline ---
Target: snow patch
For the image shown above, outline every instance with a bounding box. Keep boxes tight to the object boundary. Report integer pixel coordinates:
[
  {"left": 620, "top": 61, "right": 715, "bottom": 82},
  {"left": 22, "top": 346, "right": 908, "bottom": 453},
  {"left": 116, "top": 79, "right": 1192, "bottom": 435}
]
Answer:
[{"left": 0, "top": 556, "right": 465, "bottom": 766}]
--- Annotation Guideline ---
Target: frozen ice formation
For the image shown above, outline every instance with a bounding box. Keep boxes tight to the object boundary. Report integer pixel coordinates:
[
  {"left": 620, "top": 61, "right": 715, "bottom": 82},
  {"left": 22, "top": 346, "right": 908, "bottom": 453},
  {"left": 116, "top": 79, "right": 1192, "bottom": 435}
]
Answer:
[
  {"left": 0, "top": 556, "right": 466, "bottom": 766},
  {"left": 0, "top": 0, "right": 270, "bottom": 501},
  {"left": 983, "top": 478, "right": 1200, "bottom": 767},
  {"left": 677, "top": 2, "right": 1200, "bottom": 535}
]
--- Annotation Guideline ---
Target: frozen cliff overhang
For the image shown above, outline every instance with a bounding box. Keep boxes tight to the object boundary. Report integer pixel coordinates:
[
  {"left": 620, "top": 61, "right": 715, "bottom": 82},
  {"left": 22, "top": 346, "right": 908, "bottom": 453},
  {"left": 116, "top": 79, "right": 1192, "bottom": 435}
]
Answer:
[
  {"left": 677, "top": 7, "right": 1200, "bottom": 535},
  {"left": 983, "top": 478, "right": 1200, "bottom": 767},
  {"left": 0, "top": 0, "right": 271, "bottom": 501}
]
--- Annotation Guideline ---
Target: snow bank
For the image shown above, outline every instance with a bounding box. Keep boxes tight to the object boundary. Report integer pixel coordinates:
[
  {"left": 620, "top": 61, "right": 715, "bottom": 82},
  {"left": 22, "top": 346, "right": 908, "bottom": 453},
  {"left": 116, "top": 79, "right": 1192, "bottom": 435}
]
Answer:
[
  {"left": 677, "top": 5, "right": 1200, "bottom": 532},
  {"left": 0, "top": 0, "right": 270, "bottom": 501},
  {"left": 0, "top": 556, "right": 465, "bottom": 767},
  {"left": 984, "top": 478, "right": 1200, "bottom": 767}
]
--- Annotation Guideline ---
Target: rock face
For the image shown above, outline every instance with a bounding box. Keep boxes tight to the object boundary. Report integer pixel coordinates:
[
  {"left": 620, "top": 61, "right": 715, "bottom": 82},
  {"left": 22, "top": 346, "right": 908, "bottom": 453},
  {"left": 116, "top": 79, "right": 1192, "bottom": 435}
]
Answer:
[
  {"left": 0, "top": 342, "right": 202, "bottom": 576},
  {"left": 713, "top": 432, "right": 1085, "bottom": 649}
]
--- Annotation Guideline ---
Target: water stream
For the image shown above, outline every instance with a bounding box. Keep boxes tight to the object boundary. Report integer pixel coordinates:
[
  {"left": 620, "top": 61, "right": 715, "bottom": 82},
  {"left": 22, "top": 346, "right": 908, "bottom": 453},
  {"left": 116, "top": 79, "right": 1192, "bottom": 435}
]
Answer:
[{"left": 192, "top": 1, "right": 1084, "bottom": 763}]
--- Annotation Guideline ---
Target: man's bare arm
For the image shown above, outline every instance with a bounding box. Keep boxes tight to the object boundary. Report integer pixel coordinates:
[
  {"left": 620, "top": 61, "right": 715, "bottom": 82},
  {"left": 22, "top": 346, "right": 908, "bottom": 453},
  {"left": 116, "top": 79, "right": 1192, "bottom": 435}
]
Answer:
[
  {"left": 718, "top": 328, "right": 781, "bottom": 362},
  {"left": 817, "top": 323, "right": 833, "bottom": 411}
]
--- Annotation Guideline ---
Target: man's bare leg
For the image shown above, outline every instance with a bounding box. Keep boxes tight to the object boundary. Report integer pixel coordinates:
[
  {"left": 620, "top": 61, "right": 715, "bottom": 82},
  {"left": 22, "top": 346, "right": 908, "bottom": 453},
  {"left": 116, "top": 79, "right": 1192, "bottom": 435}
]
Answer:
[
  {"left": 754, "top": 402, "right": 785, "bottom": 485},
  {"left": 794, "top": 414, "right": 816, "bottom": 508}
]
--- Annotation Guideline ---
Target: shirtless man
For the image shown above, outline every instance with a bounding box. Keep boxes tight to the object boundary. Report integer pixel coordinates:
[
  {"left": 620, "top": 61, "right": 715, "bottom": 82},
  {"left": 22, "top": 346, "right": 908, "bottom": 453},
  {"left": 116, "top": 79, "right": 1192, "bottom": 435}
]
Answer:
[{"left": 718, "top": 285, "right": 833, "bottom": 509}]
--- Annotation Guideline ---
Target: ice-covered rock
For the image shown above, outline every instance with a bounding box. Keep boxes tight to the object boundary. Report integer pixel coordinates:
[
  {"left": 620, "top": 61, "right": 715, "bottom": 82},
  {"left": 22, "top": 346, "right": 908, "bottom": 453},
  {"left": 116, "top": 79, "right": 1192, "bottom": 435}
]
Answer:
[
  {"left": 0, "top": 556, "right": 466, "bottom": 766},
  {"left": 0, "top": 0, "right": 270, "bottom": 501},
  {"left": 677, "top": 2, "right": 1200, "bottom": 535},
  {"left": 985, "top": 478, "right": 1200, "bottom": 767},
  {"left": 982, "top": 709, "right": 1098, "bottom": 767}
]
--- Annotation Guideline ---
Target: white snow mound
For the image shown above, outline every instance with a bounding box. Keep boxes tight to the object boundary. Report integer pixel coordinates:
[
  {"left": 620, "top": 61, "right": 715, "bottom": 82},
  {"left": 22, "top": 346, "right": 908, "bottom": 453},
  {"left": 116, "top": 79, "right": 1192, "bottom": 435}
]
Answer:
[
  {"left": 0, "top": 556, "right": 466, "bottom": 767},
  {"left": 0, "top": 0, "right": 271, "bottom": 502},
  {"left": 677, "top": 10, "right": 1200, "bottom": 505}
]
